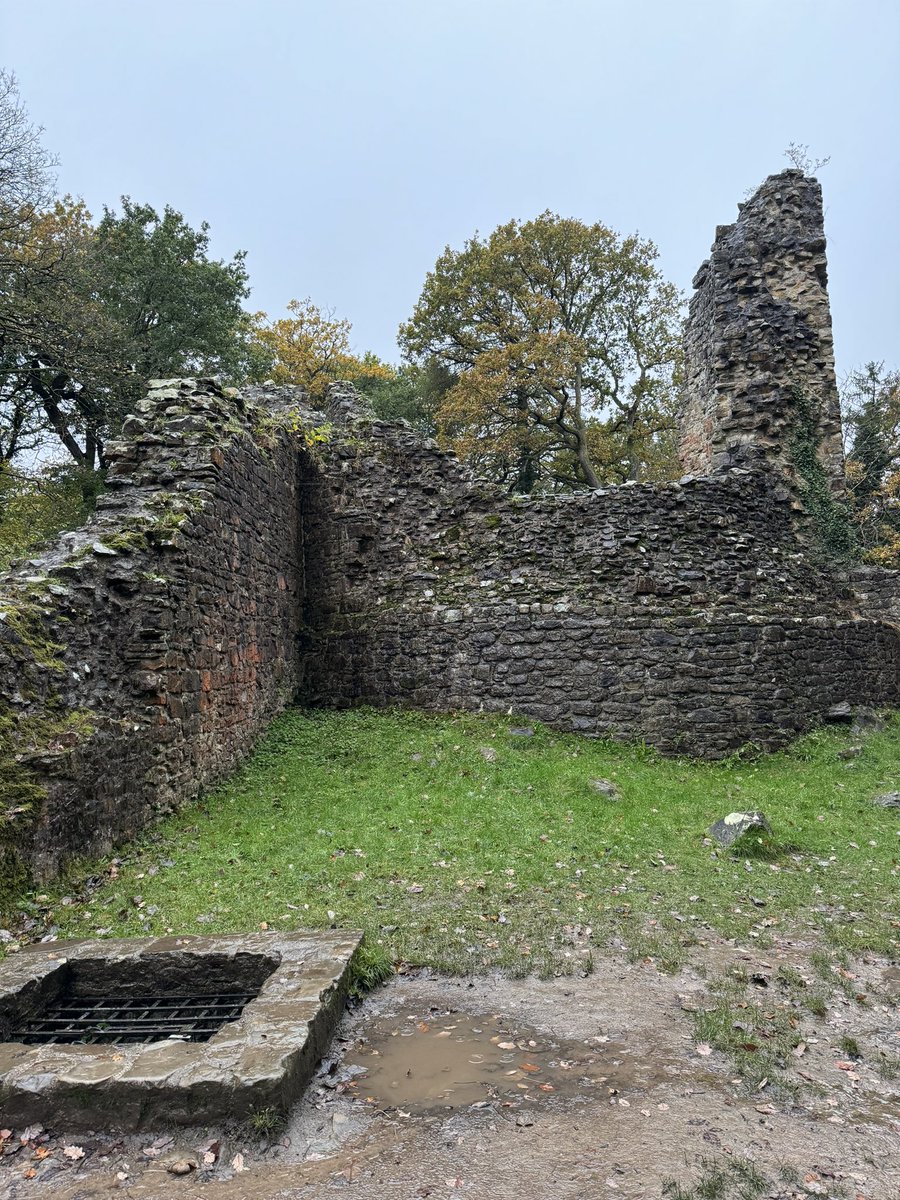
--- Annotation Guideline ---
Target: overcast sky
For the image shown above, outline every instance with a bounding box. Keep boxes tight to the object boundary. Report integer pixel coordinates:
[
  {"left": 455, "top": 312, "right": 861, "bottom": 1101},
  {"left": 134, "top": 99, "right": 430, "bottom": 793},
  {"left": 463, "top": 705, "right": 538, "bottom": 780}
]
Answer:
[{"left": 3, "top": 0, "right": 898, "bottom": 378}]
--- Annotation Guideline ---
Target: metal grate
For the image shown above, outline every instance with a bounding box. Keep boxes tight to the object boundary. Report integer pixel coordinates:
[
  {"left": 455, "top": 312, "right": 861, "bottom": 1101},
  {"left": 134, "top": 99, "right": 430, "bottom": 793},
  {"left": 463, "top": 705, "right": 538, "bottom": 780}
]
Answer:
[{"left": 14, "top": 992, "right": 256, "bottom": 1045}]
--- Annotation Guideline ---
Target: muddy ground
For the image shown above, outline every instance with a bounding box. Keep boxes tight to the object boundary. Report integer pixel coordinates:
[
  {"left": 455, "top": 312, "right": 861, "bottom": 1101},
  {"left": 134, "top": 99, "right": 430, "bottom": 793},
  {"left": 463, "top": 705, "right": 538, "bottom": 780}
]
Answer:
[{"left": 1, "top": 936, "right": 897, "bottom": 1200}]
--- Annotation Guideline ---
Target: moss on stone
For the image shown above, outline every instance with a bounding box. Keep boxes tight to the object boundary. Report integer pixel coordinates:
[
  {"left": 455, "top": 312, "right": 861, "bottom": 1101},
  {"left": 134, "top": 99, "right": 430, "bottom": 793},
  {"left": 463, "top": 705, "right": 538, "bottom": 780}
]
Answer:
[
  {"left": 0, "top": 596, "right": 65, "bottom": 671},
  {"left": 99, "top": 531, "right": 149, "bottom": 553},
  {"left": 0, "top": 706, "right": 94, "bottom": 912}
]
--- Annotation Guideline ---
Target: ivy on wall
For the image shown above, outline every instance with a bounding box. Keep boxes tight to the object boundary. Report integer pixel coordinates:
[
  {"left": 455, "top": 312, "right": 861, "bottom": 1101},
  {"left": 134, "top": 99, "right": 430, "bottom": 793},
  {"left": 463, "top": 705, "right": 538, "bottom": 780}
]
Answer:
[{"left": 789, "top": 386, "right": 856, "bottom": 560}]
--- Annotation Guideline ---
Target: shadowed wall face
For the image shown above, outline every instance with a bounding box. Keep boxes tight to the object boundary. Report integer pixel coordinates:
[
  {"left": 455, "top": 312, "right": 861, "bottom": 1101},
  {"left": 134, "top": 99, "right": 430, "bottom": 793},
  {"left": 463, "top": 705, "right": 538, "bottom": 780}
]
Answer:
[{"left": 680, "top": 170, "right": 845, "bottom": 496}]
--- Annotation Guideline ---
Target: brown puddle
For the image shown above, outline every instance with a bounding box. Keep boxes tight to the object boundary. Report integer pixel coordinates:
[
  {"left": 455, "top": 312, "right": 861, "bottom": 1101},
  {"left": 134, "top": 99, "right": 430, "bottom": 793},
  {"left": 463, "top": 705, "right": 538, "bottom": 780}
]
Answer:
[{"left": 341, "top": 1009, "right": 675, "bottom": 1113}]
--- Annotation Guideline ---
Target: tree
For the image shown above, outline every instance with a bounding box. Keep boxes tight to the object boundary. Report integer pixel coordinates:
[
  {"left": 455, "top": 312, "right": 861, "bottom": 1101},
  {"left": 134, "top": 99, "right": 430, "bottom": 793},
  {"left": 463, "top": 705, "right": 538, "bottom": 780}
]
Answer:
[
  {"left": 355, "top": 359, "right": 452, "bottom": 433},
  {"left": 842, "top": 362, "right": 900, "bottom": 565},
  {"left": 248, "top": 298, "right": 394, "bottom": 398},
  {"left": 399, "top": 212, "right": 683, "bottom": 492},
  {"left": 0, "top": 196, "right": 250, "bottom": 470},
  {"left": 0, "top": 69, "right": 57, "bottom": 246}
]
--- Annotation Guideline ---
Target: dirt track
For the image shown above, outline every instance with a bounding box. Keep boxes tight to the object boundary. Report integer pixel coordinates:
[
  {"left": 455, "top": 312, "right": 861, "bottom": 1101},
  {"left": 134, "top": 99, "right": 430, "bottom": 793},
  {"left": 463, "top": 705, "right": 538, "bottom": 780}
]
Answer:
[{"left": 1, "top": 936, "right": 898, "bottom": 1199}]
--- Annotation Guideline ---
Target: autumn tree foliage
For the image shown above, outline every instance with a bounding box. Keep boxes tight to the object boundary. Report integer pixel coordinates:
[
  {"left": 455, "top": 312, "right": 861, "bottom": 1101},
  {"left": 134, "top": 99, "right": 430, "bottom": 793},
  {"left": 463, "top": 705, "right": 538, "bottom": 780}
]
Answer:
[
  {"left": 249, "top": 298, "right": 394, "bottom": 398},
  {"left": 0, "top": 74, "right": 250, "bottom": 472},
  {"left": 0, "top": 196, "right": 250, "bottom": 471},
  {"left": 399, "top": 212, "right": 683, "bottom": 492}
]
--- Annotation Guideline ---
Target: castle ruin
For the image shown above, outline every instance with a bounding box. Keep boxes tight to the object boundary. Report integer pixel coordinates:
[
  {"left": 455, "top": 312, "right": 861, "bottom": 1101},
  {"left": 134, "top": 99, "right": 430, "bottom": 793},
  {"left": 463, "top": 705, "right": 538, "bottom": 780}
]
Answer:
[{"left": 1, "top": 171, "right": 897, "bottom": 894}]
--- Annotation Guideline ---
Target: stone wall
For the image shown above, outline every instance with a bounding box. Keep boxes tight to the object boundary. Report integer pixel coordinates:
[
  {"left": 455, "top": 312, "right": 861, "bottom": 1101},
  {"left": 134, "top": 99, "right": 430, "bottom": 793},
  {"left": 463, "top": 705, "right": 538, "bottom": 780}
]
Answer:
[
  {"left": 0, "top": 380, "right": 304, "bottom": 894},
  {"left": 680, "top": 170, "right": 845, "bottom": 497},
  {"left": 3, "top": 171, "right": 899, "bottom": 895},
  {"left": 3, "top": 380, "right": 899, "bottom": 893},
  {"left": 298, "top": 406, "right": 899, "bottom": 756},
  {"left": 849, "top": 566, "right": 900, "bottom": 626}
]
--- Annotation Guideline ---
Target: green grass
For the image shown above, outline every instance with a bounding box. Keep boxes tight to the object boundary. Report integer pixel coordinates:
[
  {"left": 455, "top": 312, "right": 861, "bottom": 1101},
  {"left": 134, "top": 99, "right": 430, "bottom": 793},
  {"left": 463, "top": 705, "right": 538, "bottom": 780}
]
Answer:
[
  {"left": 663, "top": 1155, "right": 770, "bottom": 1200},
  {"left": 692, "top": 974, "right": 811, "bottom": 1102},
  {"left": 4, "top": 708, "right": 899, "bottom": 975}
]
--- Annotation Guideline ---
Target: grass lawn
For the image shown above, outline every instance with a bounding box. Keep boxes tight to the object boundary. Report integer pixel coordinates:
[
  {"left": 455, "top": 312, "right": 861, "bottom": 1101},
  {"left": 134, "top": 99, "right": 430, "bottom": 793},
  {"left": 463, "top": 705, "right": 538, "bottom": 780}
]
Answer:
[{"left": 6, "top": 708, "right": 899, "bottom": 976}]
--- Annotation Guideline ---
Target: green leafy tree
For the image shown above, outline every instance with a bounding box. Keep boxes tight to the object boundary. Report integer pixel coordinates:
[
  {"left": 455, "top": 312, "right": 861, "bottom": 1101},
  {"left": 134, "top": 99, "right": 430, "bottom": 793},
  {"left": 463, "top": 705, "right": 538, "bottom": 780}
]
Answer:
[
  {"left": 0, "top": 461, "right": 103, "bottom": 570},
  {"left": 843, "top": 362, "right": 900, "bottom": 565},
  {"left": 93, "top": 199, "right": 251, "bottom": 381},
  {"left": 0, "top": 196, "right": 250, "bottom": 471},
  {"left": 356, "top": 359, "right": 453, "bottom": 433},
  {"left": 400, "top": 211, "right": 683, "bottom": 492}
]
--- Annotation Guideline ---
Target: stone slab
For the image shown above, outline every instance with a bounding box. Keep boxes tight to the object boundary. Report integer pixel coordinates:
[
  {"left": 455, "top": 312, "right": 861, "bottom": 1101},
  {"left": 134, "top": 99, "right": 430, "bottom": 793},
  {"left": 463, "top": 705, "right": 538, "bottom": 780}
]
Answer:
[{"left": 0, "top": 929, "right": 362, "bottom": 1131}]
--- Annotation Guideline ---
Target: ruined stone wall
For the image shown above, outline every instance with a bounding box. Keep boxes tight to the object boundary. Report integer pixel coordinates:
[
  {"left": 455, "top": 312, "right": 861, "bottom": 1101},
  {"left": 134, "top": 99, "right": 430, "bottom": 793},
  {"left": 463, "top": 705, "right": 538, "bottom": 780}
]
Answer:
[
  {"left": 3, "top": 171, "right": 899, "bottom": 894},
  {"left": 680, "top": 170, "right": 845, "bottom": 496},
  {"left": 2, "top": 379, "right": 898, "bottom": 893},
  {"left": 849, "top": 566, "right": 900, "bottom": 626},
  {"left": 0, "top": 380, "right": 304, "bottom": 892},
  {"left": 299, "top": 409, "right": 899, "bottom": 756}
]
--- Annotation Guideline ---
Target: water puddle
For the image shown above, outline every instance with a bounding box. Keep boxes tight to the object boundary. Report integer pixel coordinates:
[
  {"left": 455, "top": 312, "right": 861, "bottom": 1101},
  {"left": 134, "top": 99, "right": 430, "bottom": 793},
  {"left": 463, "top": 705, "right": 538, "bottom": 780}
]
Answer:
[
  {"left": 848, "top": 1096, "right": 900, "bottom": 1131},
  {"left": 340, "top": 1008, "right": 674, "bottom": 1113}
]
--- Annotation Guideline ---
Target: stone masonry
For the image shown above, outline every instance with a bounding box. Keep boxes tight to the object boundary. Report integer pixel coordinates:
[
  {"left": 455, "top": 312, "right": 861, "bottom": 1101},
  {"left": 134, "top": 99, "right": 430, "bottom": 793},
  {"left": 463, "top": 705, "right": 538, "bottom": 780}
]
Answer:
[
  {"left": 0, "top": 380, "right": 304, "bottom": 895},
  {"left": 680, "top": 170, "right": 845, "bottom": 495},
  {"left": 298, "top": 400, "right": 897, "bottom": 755},
  {"left": 1, "top": 173, "right": 898, "bottom": 894}
]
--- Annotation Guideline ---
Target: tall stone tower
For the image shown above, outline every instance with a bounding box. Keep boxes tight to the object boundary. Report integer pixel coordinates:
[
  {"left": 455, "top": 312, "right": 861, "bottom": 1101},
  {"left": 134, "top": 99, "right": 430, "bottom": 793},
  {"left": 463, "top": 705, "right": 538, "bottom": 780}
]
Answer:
[{"left": 679, "top": 170, "right": 845, "bottom": 496}]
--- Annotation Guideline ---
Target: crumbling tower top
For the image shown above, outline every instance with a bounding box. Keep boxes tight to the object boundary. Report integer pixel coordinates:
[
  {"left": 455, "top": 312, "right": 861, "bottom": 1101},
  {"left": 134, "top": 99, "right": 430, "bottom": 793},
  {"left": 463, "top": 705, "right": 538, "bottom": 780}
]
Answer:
[{"left": 679, "top": 169, "right": 845, "bottom": 496}]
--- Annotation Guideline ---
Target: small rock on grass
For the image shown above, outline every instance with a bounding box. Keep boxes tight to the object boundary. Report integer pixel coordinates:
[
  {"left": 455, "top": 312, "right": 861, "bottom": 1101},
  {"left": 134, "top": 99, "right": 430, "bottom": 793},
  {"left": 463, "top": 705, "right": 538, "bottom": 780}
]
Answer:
[
  {"left": 850, "top": 706, "right": 886, "bottom": 736},
  {"left": 838, "top": 745, "right": 862, "bottom": 761},
  {"left": 709, "top": 810, "right": 772, "bottom": 848},
  {"left": 167, "top": 1159, "right": 196, "bottom": 1176},
  {"left": 589, "top": 778, "right": 621, "bottom": 800},
  {"left": 873, "top": 791, "right": 900, "bottom": 809}
]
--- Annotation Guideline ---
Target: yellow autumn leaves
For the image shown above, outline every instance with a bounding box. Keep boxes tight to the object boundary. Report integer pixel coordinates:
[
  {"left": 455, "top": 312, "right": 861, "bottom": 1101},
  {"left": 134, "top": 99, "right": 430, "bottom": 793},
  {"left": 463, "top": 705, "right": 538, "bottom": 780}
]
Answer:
[{"left": 249, "top": 298, "right": 394, "bottom": 398}]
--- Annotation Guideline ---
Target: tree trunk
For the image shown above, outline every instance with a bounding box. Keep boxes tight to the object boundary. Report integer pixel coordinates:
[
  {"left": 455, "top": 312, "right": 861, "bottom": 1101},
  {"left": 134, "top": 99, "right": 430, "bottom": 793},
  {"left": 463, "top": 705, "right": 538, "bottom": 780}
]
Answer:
[{"left": 572, "top": 365, "right": 600, "bottom": 488}]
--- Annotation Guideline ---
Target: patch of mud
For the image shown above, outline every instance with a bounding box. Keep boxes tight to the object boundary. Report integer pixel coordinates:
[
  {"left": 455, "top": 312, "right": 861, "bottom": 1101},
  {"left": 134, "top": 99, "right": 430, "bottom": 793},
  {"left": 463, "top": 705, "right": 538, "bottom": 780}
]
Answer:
[
  {"left": 339, "top": 1009, "right": 675, "bottom": 1112},
  {"left": 1, "top": 941, "right": 898, "bottom": 1200}
]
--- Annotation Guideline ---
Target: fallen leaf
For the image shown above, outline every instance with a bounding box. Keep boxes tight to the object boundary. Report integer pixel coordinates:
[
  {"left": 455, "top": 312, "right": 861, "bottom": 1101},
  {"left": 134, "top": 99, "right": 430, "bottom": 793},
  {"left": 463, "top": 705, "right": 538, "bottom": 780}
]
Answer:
[
  {"left": 497, "top": 1041, "right": 516, "bottom": 1050},
  {"left": 19, "top": 1125, "right": 43, "bottom": 1144},
  {"left": 63, "top": 1145, "right": 85, "bottom": 1160},
  {"left": 519, "top": 1062, "right": 541, "bottom": 1073},
  {"left": 695, "top": 1043, "right": 712, "bottom": 1056},
  {"left": 231, "top": 1153, "right": 246, "bottom": 1172},
  {"left": 755, "top": 1103, "right": 776, "bottom": 1114}
]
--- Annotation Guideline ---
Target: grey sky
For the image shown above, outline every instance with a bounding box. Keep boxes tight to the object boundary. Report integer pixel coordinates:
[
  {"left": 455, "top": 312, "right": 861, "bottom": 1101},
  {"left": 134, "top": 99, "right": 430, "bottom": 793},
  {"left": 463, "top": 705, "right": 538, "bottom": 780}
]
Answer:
[{"left": 3, "top": 0, "right": 898, "bottom": 379}]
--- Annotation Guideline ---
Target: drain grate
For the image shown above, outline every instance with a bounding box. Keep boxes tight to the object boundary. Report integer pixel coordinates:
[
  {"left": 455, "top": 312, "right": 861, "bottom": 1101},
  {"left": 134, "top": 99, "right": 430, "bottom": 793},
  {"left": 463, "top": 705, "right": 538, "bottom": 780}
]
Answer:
[{"left": 14, "top": 992, "right": 256, "bottom": 1045}]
